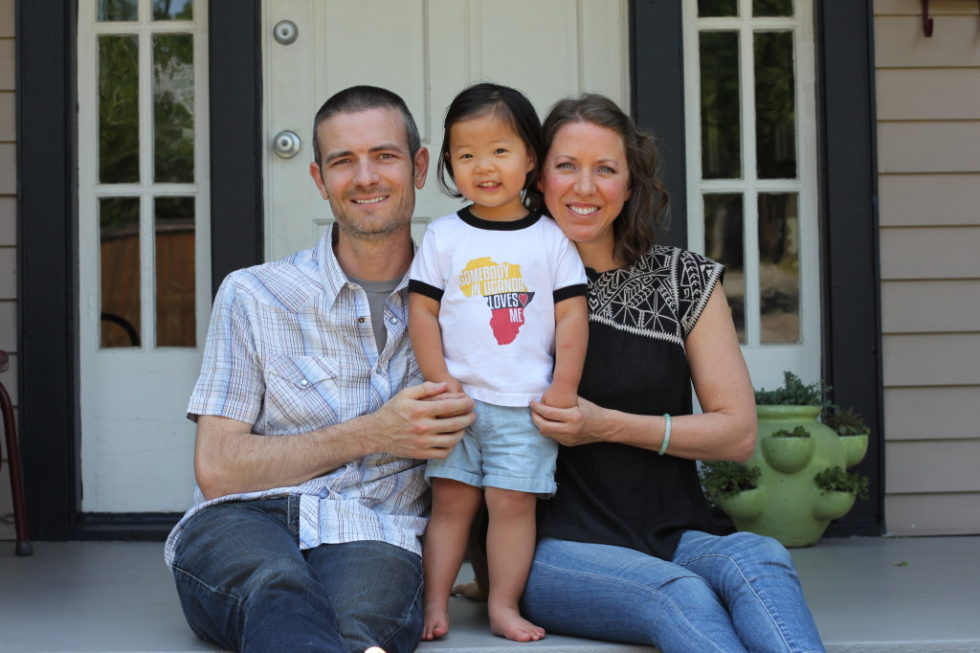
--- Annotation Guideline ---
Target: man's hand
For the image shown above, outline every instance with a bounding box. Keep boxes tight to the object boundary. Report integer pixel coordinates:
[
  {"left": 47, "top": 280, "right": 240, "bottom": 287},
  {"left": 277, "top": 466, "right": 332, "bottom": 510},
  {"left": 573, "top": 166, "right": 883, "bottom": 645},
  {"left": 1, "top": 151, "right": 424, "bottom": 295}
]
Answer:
[{"left": 369, "top": 382, "right": 474, "bottom": 459}]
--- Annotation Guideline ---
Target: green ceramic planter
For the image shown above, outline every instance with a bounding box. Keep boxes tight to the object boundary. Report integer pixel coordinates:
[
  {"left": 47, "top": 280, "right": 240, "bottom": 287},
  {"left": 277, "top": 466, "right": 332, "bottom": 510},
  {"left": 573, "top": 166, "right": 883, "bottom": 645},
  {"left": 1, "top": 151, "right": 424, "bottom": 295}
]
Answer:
[
  {"left": 813, "top": 490, "right": 856, "bottom": 521},
  {"left": 761, "top": 435, "right": 815, "bottom": 473},
  {"left": 840, "top": 434, "right": 869, "bottom": 468},
  {"left": 717, "top": 487, "right": 767, "bottom": 521},
  {"left": 718, "top": 405, "right": 869, "bottom": 548}
]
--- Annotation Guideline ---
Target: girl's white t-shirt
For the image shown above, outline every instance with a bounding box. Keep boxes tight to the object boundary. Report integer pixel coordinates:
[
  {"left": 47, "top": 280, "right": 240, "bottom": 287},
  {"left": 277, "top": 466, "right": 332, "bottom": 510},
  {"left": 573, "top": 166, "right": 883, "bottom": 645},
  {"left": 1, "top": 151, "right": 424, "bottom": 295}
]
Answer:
[{"left": 409, "top": 208, "right": 587, "bottom": 406}]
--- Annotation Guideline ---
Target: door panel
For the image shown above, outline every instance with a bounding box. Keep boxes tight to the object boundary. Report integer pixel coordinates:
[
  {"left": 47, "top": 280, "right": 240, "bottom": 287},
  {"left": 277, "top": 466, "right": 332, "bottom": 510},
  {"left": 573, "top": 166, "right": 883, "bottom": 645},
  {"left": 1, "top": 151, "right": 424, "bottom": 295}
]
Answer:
[
  {"left": 263, "top": 0, "right": 629, "bottom": 261},
  {"left": 77, "top": 0, "right": 209, "bottom": 511}
]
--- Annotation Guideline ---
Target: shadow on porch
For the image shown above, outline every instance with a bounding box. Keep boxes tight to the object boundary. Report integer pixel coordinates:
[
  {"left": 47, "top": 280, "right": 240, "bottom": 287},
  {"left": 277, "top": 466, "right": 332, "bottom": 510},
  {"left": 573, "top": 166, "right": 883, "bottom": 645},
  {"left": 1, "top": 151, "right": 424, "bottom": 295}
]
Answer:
[{"left": 0, "top": 535, "right": 977, "bottom": 652}]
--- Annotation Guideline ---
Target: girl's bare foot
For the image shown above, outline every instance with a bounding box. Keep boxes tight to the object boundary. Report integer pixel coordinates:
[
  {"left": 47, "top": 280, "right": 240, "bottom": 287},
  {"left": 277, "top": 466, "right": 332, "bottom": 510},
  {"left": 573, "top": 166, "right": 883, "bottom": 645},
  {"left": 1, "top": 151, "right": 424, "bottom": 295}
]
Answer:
[
  {"left": 452, "top": 580, "right": 489, "bottom": 602},
  {"left": 421, "top": 601, "right": 450, "bottom": 641},
  {"left": 489, "top": 604, "right": 545, "bottom": 642}
]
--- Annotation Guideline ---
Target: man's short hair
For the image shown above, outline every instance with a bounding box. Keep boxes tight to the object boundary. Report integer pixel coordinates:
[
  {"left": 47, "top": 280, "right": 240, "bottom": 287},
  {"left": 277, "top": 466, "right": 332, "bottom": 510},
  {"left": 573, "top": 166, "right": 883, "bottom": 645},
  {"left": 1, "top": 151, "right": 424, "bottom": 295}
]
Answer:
[{"left": 311, "top": 86, "right": 422, "bottom": 165}]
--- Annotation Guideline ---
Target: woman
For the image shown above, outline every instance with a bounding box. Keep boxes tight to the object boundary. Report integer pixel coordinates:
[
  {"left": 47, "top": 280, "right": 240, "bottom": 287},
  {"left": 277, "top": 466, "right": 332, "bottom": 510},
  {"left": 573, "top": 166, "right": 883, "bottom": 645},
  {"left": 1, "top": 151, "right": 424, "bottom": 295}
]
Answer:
[{"left": 519, "top": 94, "right": 826, "bottom": 652}]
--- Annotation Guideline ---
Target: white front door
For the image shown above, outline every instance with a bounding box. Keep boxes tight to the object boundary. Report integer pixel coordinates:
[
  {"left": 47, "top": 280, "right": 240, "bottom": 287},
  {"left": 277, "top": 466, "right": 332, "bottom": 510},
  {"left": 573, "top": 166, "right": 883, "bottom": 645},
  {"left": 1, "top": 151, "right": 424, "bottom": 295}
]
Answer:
[
  {"left": 262, "top": 0, "right": 630, "bottom": 260},
  {"left": 77, "top": 0, "right": 210, "bottom": 511}
]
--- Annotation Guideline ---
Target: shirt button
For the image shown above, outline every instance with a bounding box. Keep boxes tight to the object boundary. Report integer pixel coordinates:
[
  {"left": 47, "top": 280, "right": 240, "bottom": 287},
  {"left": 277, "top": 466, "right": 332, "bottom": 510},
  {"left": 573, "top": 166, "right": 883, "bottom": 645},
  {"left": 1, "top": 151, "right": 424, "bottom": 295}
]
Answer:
[
  {"left": 389, "top": 317, "right": 398, "bottom": 324},
  {"left": 300, "top": 379, "right": 309, "bottom": 387},
  {"left": 357, "top": 317, "right": 366, "bottom": 323},
  {"left": 318, "top": 487, "right": 329, "bottom": 499}
]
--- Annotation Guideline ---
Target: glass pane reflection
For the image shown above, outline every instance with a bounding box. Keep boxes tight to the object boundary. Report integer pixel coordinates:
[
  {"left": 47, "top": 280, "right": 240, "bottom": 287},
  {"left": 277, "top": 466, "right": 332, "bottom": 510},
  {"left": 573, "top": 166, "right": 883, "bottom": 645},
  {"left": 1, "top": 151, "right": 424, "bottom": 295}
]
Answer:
[
  {"left": 98, "top": 0, "right": 138, "bottom": 21},
  {"left": 153, "top": 34, "right": 195, "bottom": 182},
  {"left": 704, "top": 194, "right": 745, "bottom": 342},
  {"left": 758, "top": 193, "right": 800, "bottom": 343},
  {"left": 153, "top": 0, "right": 194, "bottom": 20},
  {"left": 100, "top": 198, "right": 141, "bottom": 348},
  {"left": 699, "top": 0, "right": 737, "bottom": 17},
  {"left": 99, "top": 35, "right": 140, "bottom": 184},
  {"left": 755, "top": 32, "right": 797, "bottom": 179},
  {"left": 700, "top": 31, "right": 741, "bottom": 179},
  {"left": 754, "top": 0, "right": 794, "bottom": 16},
  {"left": 155, "top": 198, "right": 196, "bottom": 347}
]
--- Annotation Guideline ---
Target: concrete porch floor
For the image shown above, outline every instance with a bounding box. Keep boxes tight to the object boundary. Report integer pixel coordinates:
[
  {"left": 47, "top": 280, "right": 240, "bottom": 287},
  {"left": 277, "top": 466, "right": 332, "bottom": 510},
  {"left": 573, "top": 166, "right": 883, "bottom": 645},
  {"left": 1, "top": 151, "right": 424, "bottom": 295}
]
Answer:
[{"left": 0, "top": 536, "right": 977, "bottom": 653}]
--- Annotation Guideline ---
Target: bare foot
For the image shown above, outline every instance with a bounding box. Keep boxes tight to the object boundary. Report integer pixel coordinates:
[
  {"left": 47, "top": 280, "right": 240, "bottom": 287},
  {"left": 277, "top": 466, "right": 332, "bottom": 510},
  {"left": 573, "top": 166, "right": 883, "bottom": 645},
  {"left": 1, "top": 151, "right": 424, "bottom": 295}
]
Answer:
[
  {"left": 489, "top": 605, "right": 545, "bottom": 642},
  {"left": 421, "top": 601, "right": 450, "bottom": 641},
  {"left": 452, "top": 580, "right": 489, "bottom": 602}
]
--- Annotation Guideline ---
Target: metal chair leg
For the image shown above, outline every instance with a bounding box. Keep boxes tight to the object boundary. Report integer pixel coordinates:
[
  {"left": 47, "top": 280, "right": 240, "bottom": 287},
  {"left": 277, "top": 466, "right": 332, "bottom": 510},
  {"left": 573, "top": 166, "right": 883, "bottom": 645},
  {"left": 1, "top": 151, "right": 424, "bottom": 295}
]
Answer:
[{"left": 0, "top": 350, "right": 32, "bottom": 556}]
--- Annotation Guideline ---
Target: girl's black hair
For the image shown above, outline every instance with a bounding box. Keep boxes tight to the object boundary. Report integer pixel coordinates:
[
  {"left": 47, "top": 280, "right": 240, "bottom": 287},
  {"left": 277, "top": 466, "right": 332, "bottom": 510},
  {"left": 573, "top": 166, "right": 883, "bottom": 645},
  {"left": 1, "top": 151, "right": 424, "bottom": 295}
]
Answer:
[{"left": 437, "top": 83, "right": 544, "bottom": 211}]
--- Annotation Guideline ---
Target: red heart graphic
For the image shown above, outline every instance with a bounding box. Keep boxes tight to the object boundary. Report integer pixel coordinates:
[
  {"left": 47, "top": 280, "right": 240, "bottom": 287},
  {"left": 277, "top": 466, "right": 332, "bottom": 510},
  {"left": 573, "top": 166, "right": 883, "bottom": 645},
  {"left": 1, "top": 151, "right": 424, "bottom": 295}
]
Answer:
[{"left": 518, "top": 293, "right": 528, "bottom": 306}]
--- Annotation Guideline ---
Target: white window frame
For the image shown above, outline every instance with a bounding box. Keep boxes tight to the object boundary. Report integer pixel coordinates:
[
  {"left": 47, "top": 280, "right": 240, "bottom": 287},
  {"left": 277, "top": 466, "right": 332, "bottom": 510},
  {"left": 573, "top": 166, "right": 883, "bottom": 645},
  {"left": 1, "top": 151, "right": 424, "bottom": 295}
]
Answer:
[
  {"left": 77, "top": 0, "right": 211, "bottom": 353},
  {"left": 682, "top": 0, "right": 820, "bottom": 389}
]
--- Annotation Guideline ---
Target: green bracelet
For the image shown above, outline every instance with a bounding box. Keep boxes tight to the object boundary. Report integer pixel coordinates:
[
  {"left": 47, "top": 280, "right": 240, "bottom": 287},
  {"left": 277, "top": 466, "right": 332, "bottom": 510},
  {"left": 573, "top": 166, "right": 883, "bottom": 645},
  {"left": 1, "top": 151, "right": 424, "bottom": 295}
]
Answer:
[{"left": 658, "top": 413, "right": 672, "bottom": 456}]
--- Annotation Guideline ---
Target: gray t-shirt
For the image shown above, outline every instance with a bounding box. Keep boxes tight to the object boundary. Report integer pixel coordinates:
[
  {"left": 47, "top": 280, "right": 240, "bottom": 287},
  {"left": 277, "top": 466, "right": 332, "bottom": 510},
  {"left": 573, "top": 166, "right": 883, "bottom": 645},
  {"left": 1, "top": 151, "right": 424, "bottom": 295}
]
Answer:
[{"left": 348, "top": 276, "right": 400, "bottom": 353}]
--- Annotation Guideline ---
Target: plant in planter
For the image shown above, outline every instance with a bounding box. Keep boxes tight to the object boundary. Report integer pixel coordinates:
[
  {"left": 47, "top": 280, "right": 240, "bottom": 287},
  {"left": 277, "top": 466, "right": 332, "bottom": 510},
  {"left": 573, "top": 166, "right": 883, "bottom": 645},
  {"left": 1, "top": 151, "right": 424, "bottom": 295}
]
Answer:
[
  {"left": 823, "top": 406, "right": 870, "bottom": 467},
  {"left": 710, "top": 371, "right": 870, "bottom": 547},
  {"left": 699, "top": 462, "right": 765, "bottom": 522},
  {"left": 812, "top": 466, "right": 870, "bottom": 520},
  {"left": 814, "top": 466, "right": 870, "bottom": 499},
  {"left": 754, "top": 371, "right": 825, "bottom": 406}
]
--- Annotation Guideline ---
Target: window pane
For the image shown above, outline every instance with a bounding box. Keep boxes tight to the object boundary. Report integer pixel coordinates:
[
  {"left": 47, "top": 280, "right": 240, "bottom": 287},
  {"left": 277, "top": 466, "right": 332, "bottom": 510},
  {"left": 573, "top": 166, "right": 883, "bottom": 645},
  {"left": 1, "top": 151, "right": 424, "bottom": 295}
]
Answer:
[
  {"left": 754, "top": 0, "right": 794, "bottom": 17},
  {"left": 99, "top": 36, "right": 140, "bottom": 184},
  {"left": 700, "top": 32, "right": 741, "bottom": 179},
  {"left": 758, "top": 193, "right": 799, "bottom": 343},
  {"left": 699, "top": 0, "right": 738, "bottom": 17},
  {"left": 755, "top": 32, "right": 797, "bottom": 179},
  {"left": 100, "top": 198, "right": 141, "bottom": 348},
  {"left": 153, "top": 0, "right": 194, "bottom": 20},
  {"left": 155, "top": 197, "right": 196, "bottom": 347},
  {"left": 704, "top": 194, "right": 745, "bottom": 342},
  {"left": 153, "top": 34, "right": 195, "bottom": 183},
  {"left": 98, "top": 0, "right": 138, "bottom": 21}
]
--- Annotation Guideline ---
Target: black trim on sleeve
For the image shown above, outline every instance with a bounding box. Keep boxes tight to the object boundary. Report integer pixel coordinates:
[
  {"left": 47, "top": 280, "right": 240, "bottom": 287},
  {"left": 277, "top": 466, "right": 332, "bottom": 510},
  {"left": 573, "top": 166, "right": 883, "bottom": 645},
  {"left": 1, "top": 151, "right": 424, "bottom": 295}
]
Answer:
[
  {"left": 408, "top": 280, "right": 444, "bottom": 302},
  {"left": 457, "top": 207, "right": 541, "bottom": 231},
  {"left": 553, "top": 284, "right": 589, "bottom": 303}
]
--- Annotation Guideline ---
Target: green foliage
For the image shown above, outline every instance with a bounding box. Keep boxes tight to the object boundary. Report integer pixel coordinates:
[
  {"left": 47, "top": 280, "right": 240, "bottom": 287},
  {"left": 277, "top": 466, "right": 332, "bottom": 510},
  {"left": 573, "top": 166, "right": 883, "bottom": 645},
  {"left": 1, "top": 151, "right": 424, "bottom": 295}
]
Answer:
[
  {"left": 754, "top": 371, "right": 825, "bottom": 406},
  {"left": 99, "top": 35, "right": 140, "bottom": 183},
  {"left": 814, "top": 466, "right": 869, "bottom": 500},
  {"left": 769, "top": 426, "right": 811, "bottom": 438},
  {"left": 699, "top": 461, "right": 761, "bottom": 505},
  {"left": 822, "top": 406, "right": 870, "bottom": 436}
]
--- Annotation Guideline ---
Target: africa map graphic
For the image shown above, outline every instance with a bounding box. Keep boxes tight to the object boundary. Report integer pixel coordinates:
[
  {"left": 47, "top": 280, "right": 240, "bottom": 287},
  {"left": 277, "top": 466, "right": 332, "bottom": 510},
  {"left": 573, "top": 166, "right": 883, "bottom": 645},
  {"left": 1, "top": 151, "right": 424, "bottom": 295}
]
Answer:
[{"left": 458, "top": 257, "right": 535, "bottom": 345}]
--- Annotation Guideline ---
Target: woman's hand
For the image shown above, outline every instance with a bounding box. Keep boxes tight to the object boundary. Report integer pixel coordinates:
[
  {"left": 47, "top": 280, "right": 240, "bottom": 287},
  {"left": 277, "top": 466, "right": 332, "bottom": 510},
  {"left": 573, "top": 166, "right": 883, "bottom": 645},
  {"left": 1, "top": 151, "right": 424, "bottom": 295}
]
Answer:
[{"left": 530, "top": 396, "right": 607, "bottom": 447}]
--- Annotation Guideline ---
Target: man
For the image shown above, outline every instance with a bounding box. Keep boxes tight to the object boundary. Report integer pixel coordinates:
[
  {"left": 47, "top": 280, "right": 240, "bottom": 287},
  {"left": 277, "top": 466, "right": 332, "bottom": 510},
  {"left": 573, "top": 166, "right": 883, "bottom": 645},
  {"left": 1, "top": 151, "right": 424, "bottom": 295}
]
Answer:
[{"left": 165, "top": 86, "right": 475, "bottom": 653}]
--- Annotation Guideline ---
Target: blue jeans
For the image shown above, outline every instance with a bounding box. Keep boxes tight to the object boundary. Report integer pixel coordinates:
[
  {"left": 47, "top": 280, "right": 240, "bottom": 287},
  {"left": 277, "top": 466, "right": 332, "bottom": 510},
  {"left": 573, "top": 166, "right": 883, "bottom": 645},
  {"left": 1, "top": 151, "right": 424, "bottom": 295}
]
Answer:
[
  {"left": 521, "top": 531, "right": 825, "bottom": 653},
  {"left": 171, "top": 497, "right": 423, "bottom": 653}
]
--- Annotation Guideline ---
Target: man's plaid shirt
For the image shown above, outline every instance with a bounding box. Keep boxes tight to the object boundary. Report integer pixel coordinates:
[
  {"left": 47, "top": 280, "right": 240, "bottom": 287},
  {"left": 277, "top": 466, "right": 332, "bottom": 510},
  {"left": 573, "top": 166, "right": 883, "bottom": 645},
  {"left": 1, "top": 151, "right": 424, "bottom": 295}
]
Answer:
[{"left": 165, "top": 225, "right": 427, "bottom": 566}]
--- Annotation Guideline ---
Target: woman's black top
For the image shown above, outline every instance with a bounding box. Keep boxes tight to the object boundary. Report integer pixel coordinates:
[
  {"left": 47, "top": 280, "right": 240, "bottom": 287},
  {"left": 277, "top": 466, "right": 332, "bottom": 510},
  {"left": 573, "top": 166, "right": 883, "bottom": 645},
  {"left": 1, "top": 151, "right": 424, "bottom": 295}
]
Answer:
[{"left": 536, "top": 245, "right": 725, "bottom": 560}]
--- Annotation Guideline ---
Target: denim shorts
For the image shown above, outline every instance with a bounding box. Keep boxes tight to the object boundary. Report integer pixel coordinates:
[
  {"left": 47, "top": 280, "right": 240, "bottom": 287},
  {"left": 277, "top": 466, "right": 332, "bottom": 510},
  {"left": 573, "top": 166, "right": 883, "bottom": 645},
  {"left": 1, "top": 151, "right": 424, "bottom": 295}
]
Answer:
[{"left": 426, "top": 399, "right": 557, "bottom": 496}]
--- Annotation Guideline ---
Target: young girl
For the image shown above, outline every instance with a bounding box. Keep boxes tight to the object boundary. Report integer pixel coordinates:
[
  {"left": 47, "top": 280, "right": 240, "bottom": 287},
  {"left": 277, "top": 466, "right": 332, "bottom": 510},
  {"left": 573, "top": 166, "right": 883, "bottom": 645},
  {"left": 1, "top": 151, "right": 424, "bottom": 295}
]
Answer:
[{"left": 408, "top": 83, "right": 588, "bottom": 642}]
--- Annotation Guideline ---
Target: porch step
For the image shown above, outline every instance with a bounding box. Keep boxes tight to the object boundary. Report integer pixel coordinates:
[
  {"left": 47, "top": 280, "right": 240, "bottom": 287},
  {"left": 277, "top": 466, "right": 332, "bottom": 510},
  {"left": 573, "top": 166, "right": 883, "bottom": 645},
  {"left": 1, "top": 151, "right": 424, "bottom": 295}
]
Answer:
[{"left": 0, "top": 536, "right": 977, "bottom": 652}]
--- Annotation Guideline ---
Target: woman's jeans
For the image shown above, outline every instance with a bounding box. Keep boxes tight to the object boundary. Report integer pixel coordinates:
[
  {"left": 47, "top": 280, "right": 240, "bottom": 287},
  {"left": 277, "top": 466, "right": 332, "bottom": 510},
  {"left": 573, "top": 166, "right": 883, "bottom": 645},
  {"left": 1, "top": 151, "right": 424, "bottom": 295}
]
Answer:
[
  {"left": 521, "top": 531, "right": 825, "bottom": 653},
  {"left": 171, "top": 497, "right": 424, "bottom": 653}
]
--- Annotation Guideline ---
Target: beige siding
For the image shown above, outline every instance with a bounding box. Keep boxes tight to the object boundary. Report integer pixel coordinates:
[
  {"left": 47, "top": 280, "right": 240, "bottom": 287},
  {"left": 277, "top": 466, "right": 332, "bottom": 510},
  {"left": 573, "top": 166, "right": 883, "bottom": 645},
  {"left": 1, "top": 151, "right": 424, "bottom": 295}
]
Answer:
[
  {"left": 880, "top": 227, "right": 980, "bottom": 279},
  {"left": 879, "top": 174, "right": 980, "bottom": 226},
  {"left": 878, "top": 69, "right": 980, "bottom": 120},
  {"left": 0, "top": 0, "right": 14, "bottom": 535},
  {"left": 886, "top": 493, "right": 980, "bottom": 536},
  {"left": 884, "top": 387, "right": 980, "bottom": 440},
  {"left": 882, "top": 280, "right": 980, "bottom": 333},
  {"left": 875, "top": 1, "right": 980, "bottom": 536}
]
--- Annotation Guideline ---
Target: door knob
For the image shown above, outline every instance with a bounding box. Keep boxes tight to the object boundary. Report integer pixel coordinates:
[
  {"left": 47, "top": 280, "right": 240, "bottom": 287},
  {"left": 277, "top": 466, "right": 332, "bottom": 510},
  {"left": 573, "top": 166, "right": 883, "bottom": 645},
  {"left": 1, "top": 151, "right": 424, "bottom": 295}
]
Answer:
[{"left": 273, "top": 130, "right": 302, "bottom": 159}]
